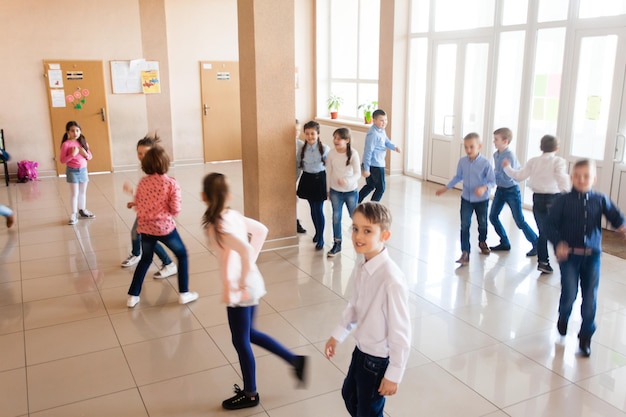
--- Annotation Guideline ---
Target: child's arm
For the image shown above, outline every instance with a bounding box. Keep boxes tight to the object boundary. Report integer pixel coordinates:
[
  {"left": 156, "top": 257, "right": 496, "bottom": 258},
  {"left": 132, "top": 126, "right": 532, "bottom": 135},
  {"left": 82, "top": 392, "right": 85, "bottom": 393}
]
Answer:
[
  {"left": 219, "top": 229, "right": 256, "bottom": 290},
  {"left": 554, "top": 157, "right": 571, "bottom": 192},
  {"left": 242, "top": 215, "right": 269, "bottom": 263},
  {"left": 346, "top": 151, "right": 362, "bottom": 186},
  {"left": 361, "top": 131, "right": 375, "bottom": 176},
  {"left": 503, "top": 158, "right": 533, "bottom": 181},
  {"left": 168, "top": 180, "right": 182, "bottom": 217},
  {"left": 384, "top": 137, "right": 401, "bottom": 153},
  {"left": 436, "top": 159, "right": 463, "bottom": 195},
  {"left": 475, "top": 163, "right": 495, "bottom": 197},
  {"left": 382, "top": 280, "right": 412, "bottom": 391}
]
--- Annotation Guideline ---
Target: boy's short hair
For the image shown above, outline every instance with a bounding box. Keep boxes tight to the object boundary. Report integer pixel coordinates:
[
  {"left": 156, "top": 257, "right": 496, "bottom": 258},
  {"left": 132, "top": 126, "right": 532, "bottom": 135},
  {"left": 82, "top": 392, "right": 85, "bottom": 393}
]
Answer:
[
  {"left": 493, "top": 127, "right": 512, "bottom": 143},
  {"left": 573, "top": 158, "right": 596, "bottom": 174},
  {"left": 540, "top": 135, "right": 559, "bottom": 152},
  {"left": 141, "top": 145, "right": 170, "bottom": 175},
  {"left": 137, "top": 133, "right": 161, "bottom": 148},
  {"left": 463, "top": 132, "right": 481, "bottom": 142},
  {"left": 354, "top": 202, "right": 392, "bottom": 232},
  {"left": 372, "top": 109, "right": 386, "bottom": 119}
]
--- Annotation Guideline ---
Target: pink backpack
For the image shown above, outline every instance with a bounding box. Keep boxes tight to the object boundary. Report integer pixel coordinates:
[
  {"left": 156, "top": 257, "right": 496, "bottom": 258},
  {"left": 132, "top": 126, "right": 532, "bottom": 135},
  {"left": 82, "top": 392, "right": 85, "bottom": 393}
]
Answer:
[{"left": 17, "top": 160, "right": 38, "bottom": 182}]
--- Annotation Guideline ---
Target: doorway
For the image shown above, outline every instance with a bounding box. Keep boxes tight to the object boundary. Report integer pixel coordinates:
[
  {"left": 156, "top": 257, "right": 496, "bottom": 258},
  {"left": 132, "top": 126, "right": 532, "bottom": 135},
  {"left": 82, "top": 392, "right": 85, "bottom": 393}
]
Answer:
[{"left": 43, "top": 60, "right": 112, "bottom": 175}]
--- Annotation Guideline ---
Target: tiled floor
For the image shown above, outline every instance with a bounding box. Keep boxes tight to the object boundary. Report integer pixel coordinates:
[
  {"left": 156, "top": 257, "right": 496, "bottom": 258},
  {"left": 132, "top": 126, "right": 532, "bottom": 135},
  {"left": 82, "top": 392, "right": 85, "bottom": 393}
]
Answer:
[{"left": 1, "top": 162, "right": 626, "bottom": 417}]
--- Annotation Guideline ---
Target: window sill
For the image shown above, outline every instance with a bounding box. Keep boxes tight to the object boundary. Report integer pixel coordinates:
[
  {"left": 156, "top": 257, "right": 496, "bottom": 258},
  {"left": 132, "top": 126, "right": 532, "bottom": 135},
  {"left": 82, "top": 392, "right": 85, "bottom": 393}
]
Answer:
[{"left": 315, "top": 116, "right": 372, "bottom": 133}]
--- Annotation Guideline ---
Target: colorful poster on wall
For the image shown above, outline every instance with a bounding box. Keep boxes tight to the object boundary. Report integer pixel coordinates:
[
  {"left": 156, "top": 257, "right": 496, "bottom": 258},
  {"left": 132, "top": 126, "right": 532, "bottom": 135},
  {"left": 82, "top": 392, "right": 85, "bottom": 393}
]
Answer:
[{"left": 141, "top": 70, "right": 161, "bottom": 94}]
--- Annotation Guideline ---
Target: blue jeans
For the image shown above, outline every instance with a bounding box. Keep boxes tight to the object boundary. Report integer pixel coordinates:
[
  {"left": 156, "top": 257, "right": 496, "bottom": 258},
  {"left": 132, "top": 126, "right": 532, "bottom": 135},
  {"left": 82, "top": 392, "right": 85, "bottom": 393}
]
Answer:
[
  {"left": 131, "top": 217, "right": 172, "bottom": 265},
  {"left": 533, "top": 193, "right": 558, "bottom": 264},
  {"left": 227, "top": 305, "right": 295, "bottom": 393},
  {"left": 358, "top": 166, "right": 385, "bottom": 202},
  {"left": 489, "top": 185, "right": 538, "bottom": 246},
  {"left": 342, "top": 348, "right": 389, "bottom": 417},
  {"left": 330, "top": 189, "right": 358, "bottom": 241},
  {"left": 460, "top": 198, "right": 488, "bottom": 253},
  {"left": 308, "top": 200, "right": 325, "bottom": 245},
  {"left": 558, "top": 252, "right": 601, "bottom": 339},
  {"left": 128, "top": 228, "right": 188, "bottom": 296}
]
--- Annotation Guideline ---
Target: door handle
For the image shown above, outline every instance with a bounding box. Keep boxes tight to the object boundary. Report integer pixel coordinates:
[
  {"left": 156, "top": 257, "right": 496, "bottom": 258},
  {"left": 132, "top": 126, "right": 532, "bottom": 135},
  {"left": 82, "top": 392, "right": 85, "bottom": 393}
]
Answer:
[
  {"left": 203, "top": 104, "right": 210, "bottom": 116},
  {"left": 614, "top": 134, "right": 625, "bottom": 162},
  {"left": 100, "top": 108, "right": 106, "bottom": 122}
]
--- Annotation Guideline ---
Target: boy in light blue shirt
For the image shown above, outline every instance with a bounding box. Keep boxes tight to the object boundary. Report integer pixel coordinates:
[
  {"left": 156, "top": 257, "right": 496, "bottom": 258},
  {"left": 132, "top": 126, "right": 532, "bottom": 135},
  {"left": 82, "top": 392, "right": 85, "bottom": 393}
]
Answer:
[{"left": 436, "top": 132, "right": 495, "bottom": 265}]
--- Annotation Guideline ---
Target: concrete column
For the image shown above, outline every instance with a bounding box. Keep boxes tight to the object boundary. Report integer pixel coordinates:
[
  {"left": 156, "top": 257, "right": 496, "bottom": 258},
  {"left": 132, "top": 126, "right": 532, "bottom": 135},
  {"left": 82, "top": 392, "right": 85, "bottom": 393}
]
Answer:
[{"left": 237, "top": 0, "right": 298, "bottom": 249}]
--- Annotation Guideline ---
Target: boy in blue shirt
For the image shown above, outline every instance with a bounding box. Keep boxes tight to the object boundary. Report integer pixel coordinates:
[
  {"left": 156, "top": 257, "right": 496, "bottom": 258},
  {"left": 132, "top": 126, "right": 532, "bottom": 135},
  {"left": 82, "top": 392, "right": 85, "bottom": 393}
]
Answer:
[
  {"left": 358, "top": 109, "right": 401, "bottom": 203},
  {"left": 489, "top": 127, "right": 538, "bottom": 255},
  {"left": 547, "top": 159, "right": 626, "bottom": 357},
  {"left": 436, "top": 132, "right": 496, "bottom": 265}
]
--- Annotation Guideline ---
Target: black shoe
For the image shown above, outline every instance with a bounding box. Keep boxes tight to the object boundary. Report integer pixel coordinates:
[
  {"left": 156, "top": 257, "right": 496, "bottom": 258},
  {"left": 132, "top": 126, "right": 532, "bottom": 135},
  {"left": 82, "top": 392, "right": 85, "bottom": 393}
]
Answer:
[
  {"left": 537, "top": 262, "right": 553, "bottom": 274},
  {"left": 222, "top": 384, "right": 260, "bottom": 410},
  {"left": 579, "top": 337, "right": 591, "bottom": 357},
  {"left": 557, "top": 318, "right": 568, "bottom": 336},
  {"left": 312, "top": 236, "right": 318, "bottom": 243},
  {"left": 327, "top": 241, "right": 342, "bottom": 257},
  {"left": 526, "top": 246, "right": 537, "bottom": 257},
  {"left": 297, "top": 220, "right": 306, "bottom": 234},
  {"left": 315, "top": 241, "right": 324, "bottom": 250},
  {"left": 489, "top": 243, "right": 511, "bottom": 251},
  {"left": 293, "top": 355, "right": 308, "bottom": 387}
]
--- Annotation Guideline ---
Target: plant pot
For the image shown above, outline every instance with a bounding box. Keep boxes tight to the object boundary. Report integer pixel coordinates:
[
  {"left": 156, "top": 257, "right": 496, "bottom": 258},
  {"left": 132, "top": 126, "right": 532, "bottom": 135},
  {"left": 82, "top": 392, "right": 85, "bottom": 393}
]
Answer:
[
  {"left": 330, "top": 111, "right": 338, "bottom": 119},
  {"left": 364, "top": 113, "right": 372, "bottom": 124}
]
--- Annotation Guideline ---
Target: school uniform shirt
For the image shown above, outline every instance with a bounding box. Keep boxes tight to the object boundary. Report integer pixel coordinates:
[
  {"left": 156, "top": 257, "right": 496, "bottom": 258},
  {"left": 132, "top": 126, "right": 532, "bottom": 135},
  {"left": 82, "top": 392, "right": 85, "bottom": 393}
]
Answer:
[
  {"left": 445, "top": 154, "right": 496, "bottom": 203},
  {"left": 331, "top": 248, "right": 411, "bottom": 383},
  {"left": 503, "top": 152, "right": 570, "bottom": 193},
  {"left": 297, "top": 142, "right": 330, "bottom": 173},
  {"left": 326, "top": 148, "right": 361, "bottom": 193},
  {"left": 59, "top": 140, "right": 92, "bottom": 169},
  {"left": 493, "top": 148, "right": 519, "bottom": 188},
  {"left": 546, "top": 189, "right": 624, "bottom": 252},
  {"left": 206, "top": 209, "right": 267, "bottom": 306},
  {"left": 361, "top": 125, "right": 396, "bottom": 172},
  {"left": 134, "top": 173, "right": 181, "bottom": 236}
]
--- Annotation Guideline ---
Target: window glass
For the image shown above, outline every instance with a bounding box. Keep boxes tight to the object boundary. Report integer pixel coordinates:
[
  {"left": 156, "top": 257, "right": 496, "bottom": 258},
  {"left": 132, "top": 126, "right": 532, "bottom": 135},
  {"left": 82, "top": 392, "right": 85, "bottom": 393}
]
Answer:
[
  {"left": 406, "top": 38, "right": 428, "bottom": 176},
  {"left": 330, "top": 0, "right": 358, "bottom": 79},
  {"left": 462, "top": 43, "right": 489, "bottom": 139},
  {"left": 433, "top": 44, "right": 457, "bottom": 136},
  {"left": 357, "top": 83, "right": 378, "bottom": 117},
  {"left": 434, "top": 0, "right": 495, "bottom": 31},
  {"left": 493, "top": 31, "right": 525, "bottom": 134},
  {"left": 359, "top": 0, "right": 380, "bottom": 80},
  {"left": 329, "top": 82, "right": 358, "bottom": 118},
  {"left": 410, "top": 0, "right": 430, "bottom": 33},
  {"left": 537, "top": 0, "right": 568, "bottom": 22},
  {"left": 579, "top": 0, "right": 626, "bottom": 18},
  {"left": 502, "top": 0, "right": 527, "bottom": 25}
]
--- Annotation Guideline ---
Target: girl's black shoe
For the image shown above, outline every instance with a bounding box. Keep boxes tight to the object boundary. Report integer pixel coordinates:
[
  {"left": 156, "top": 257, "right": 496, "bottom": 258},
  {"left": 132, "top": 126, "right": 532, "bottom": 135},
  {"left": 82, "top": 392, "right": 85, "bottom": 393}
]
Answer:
[{"left": 222, "top": 384, "right": 259, "bottom": 410}]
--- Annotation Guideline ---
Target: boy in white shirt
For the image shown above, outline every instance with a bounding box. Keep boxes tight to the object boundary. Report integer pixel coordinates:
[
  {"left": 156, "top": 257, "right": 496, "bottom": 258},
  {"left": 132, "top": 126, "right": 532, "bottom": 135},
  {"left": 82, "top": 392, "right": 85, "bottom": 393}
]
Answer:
[{"left": 325, "top": 202, "right": 411, "bottom": 417}]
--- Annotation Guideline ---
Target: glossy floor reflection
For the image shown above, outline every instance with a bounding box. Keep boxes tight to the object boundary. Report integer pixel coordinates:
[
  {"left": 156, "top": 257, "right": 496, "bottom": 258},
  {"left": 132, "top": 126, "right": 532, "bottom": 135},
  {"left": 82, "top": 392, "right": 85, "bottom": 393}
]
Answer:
[{"left": 1, "top": 162, "right": 626, "bottom": 416}]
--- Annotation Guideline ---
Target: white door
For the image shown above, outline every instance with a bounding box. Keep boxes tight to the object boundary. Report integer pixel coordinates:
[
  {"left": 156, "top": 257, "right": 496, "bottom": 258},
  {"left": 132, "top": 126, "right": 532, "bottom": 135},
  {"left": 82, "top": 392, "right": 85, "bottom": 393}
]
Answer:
[{"left": 428, "top": 39, "right": 491, "bottom": 186}]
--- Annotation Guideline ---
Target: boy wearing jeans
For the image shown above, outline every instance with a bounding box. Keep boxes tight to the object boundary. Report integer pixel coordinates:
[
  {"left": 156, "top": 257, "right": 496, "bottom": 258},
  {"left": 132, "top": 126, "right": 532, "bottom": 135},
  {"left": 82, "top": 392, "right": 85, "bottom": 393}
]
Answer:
[
  {"left": 546, "top": 159, "right": 626, "bottom": 357},
  {"left": 489, "top": 127, "right": 538, "bottom": 255},
  {"left": 325, "top": 202, "right": 411, "bottom": 417},
  {"left": 436, "top": 132, "right": 496, "bottom": 265}
]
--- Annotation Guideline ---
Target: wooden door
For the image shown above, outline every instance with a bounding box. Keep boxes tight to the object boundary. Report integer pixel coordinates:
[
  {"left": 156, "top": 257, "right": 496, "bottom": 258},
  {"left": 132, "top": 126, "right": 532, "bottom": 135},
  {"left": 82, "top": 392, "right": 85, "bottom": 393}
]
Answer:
[
  {"left": 43, "top": 60, "right": 112, "bottom": 175},
  {"left": 200, "top": 61, "right": 242, "bottom": 162}
]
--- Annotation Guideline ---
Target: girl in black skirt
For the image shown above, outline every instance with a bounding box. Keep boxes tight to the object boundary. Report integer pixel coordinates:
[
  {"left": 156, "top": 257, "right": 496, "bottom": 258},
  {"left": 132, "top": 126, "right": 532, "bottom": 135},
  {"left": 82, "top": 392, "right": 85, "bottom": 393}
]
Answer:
[{"left": 297, "top": 121, "right": 330, "bottom": 250}]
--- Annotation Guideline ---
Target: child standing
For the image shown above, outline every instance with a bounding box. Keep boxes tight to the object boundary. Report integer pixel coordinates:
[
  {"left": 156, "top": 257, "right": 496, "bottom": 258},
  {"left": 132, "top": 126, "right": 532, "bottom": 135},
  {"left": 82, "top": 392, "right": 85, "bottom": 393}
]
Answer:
[
  {"left": 358, "top": 109, "right": 401, "bottom": 203},
  {"left": 297, "top": 121, "right": 330, "bottom": 250},
  {"left": 0, "top": 205, "right": 14, "bottom": 228},
  {"left": 326, "top": 127, "right": 361, "bottom": 257},
  {"left": 489, "top": 127, "right": 538, "bottom": 255},
  {"left": 59, "top": 121, "right": 95, "bottom": 225},
  {"left": 295, "top": 119, "right": 306, "bottom": 234},
  {"left": 546, "top": 159, "right": 626, "bottom": 357},
  {"left": 436, "top": 132, "right": 495, "bottom": 265},
  {"left": 325, "top": 202, "right": 411, "bottom": 417},
  {"left": 202, "top": 173, "right": 307, "bottom": 410},
  {"left": 126, "top": 146, "right": 198, "bottom": 308},
  {"left": 503, "top": 135, "right": 570, "bottom": 273},
  {"left": 121, "top": 135, "right": 177, "bottom": 279}
]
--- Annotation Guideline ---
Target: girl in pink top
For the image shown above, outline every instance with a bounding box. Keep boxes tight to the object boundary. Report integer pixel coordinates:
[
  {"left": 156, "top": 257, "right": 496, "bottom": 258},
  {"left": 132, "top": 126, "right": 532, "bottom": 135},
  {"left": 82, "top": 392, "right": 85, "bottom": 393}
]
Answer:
[
  {"left": 202, "top": 172, "right": 307, "bottom": 411},
  {"left": 59, "top": 121, "right": 95, "bottom": 225},
  {"left": 126, "top": 146, "right": 198, "bottom": 308}
]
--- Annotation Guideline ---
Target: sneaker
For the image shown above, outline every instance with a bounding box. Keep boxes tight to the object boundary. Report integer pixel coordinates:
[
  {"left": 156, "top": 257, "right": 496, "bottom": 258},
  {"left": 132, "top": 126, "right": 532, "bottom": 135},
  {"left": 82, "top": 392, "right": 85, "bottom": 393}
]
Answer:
[
  {"left": 127, "top": 295, "right": 140, "bottom": 308},
  {"left": 327, "top": 241, "right": 342, "bottom": 257},
  {"left": 297, "top": 219, "right": 307, "bottom": 234},
  {"left": 154, "top": 263, "right": 177, "bottom": 278},
  {"left": 456, "top": 251, "right": 469, "bottom": 265},
  {"left": 222, "top": 384, "right": 259, "bottom": 410},
  {"left": 179, "top": 291, "right": 199, "bottom": 304},
  {"left": 537, "top": 262, "right": 553, "bottom": 274},
  {"left": 121, "top": 254, "right": 141, "bottom": 267},
  {"left": 6, "top": 214, "right": 15, "bottom": 228},
  {"left": 489, "top": 243, "right": 511, "bottom": 251},
  {"left": 68, "top": 213, "right": 78, "bottom": 225},
  {"left": 293, "top": 355, "right": 308, "bottom": 387},
  {"left": 79, "top": 209, "right": 96, "bottom": 219},
  {"left": 526, "top": 246, "right": 538, "bottom": 257},
  {"left": 315, "top": 241, "right": 324, "bottom": 251},
  {"left": 478, "top": 241, "right": 491, "bottom": 255},
  {"left": 557, "top": 318, "right": 568, "bottom": 336}
]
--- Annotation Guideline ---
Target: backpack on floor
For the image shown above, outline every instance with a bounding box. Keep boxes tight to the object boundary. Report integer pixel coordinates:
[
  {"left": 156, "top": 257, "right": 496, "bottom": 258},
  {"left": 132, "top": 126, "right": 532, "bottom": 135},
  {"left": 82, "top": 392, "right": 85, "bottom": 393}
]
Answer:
[{"left": 17, "top": 160, "right": 38, "bottom": 182}]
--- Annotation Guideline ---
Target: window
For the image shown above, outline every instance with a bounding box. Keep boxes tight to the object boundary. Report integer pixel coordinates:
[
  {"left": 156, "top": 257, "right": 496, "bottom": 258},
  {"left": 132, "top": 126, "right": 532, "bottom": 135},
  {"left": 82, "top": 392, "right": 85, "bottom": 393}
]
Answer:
[
  {"left": 434, "top": 0, "right": 495, "bottom": 31},
  {"left": 579, "top": 0, "right": 626, "bottom": 18},
  {"left": 493, "top": 31, "right": 526, "bottom": 133}
]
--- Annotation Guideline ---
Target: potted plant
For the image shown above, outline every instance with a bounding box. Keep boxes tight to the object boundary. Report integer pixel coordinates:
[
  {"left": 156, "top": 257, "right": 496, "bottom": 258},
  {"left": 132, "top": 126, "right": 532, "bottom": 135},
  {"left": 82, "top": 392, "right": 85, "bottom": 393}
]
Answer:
[
  {"left": 358, "top": 100, "right": 378, "bottom": 124},
  {"left": 327, "top": 94, "right": 343, "bottom": 119}
]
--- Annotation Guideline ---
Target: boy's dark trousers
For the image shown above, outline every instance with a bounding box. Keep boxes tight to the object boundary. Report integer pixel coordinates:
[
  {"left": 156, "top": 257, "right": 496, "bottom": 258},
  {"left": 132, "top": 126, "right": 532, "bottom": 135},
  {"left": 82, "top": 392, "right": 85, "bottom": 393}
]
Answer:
[
  {"left": 358, "top": 166, "right": 386, "bottom": 202},
  {"left": 342, "top": 347, "right": 389, "bottom": 417},
  {"left": 532, "top": 193, "right": 559, "bottom": 263}
]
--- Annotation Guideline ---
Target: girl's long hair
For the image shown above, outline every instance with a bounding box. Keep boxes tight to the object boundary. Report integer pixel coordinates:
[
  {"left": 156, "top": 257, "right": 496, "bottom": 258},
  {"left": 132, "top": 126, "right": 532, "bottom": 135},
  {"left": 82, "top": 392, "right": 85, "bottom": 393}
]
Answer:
[
  {"left": 333, "top": 127, "right": 352, "bottom": 166},
  {"left": 61, "top": 120, "right": 89, "bottom": 151},
  {"left": 202, "top": 173, "right": 229, "bottom": 246},
  {"left": 299, "top": 121, "right": 325, "bottom": 168}
]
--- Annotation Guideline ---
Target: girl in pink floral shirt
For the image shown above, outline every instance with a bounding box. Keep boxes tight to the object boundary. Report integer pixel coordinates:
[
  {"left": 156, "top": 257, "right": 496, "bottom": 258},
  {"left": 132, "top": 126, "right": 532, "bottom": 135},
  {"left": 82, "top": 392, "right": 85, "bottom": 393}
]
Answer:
[{"left": 126, "top": 146, "right": 198, "bottom": 308}]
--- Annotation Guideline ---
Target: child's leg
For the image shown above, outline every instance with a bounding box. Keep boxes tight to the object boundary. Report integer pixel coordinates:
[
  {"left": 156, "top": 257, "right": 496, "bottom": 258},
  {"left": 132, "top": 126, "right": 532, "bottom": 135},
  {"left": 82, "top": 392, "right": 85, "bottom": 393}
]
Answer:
[
  {"left": 489, "top": 187, "right": 509, "bottom": 245},
  {"left": 247, "top": 305, "right": 296, "bottom": 364},
  {"left": 341, "top": 349, "right": 359, "bottom": 417},
  {"left": 159, "top": 228, "right": 188, "bottom": 292},
  {"left": 130, "top": 218, "right": 141, "bottom": 257},
  {"left": 341, "top": 348, "right": 388, "bottom": 417},
  {"left": 578, "top": 253, "right": 601, "bottom": 340},
  {"left": 557, "top": 255, "right": 582, "bottom": 325},
  {"left": 358, "top": 176, "right": 375, "bottom": 203},
  {"left": 68, "top": 182, "right": 79, "bottom": 214},
  {"left": 329, "top": 190, "right": 344, "bottom": 241},
  {"left": 227, "top": 306, "right": 257, "bottom": 393},
  {"left": 460, "top": 198, "right": 473, "bottom": 253},
  {"left": 345, "top": 189, "right": 358, "bottom": 218},
  {"left": 77, "top": 181, "right": 88, "bottom": 211},
  {"left": 154, "top": 243, "right": 173, "bottom": 266},
  {"left": 370, "top": 167, "right": 386, "bottom": 202},
  {"left": 532, "top": 194, "right": 552, "bottom": 264},
  {"left": 474, "top": 200, "right": 489, "bottom": 243},
  {"left": 507, "top": 187, "right": 538, "bottom": 244},
  {"left": 309, "top": 200, "right": 325, "bottom": 244},
  {"left": 127, "top": 234, "right": 158, "bottom": 296}
]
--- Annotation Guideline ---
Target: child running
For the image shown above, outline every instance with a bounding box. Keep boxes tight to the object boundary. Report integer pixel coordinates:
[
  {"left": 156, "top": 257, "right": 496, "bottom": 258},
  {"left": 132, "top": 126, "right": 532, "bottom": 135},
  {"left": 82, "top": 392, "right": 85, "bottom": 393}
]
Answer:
[
  {"left": 126, "top": 146, "right": 198, "bottom": 308},
  {"left": 59, "top": 121, "right": 95, "bottom": 225},
  {"left": 326, "top": 127, "right": 361, "bottom": 257},
  {"left": 297, "top": 120, "right": 330, "bottom": 250},
  {"left": 202, "top": 172, "right": 307, "bottom": 410},
  {"left": 121, "top": 134, "right": 177, "bottom": 279}
]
